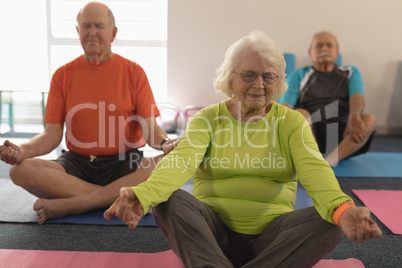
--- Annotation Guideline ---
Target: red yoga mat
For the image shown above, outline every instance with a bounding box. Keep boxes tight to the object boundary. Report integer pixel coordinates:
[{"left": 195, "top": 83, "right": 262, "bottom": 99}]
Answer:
[
  {"left": 0, "top": 249, "right": 364, "bottom": 268},
  {"left": 352, "top": 189, "right": 402, "bottom": 235}
]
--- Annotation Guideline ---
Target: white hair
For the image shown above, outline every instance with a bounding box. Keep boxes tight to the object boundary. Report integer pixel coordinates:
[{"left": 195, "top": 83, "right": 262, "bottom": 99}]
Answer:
[{"left": 213, "top": 30, "right": 288, "bottom": 100}]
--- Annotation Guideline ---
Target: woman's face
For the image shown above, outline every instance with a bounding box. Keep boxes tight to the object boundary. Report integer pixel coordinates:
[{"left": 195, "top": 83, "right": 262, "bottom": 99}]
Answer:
[{"left": 230, "top": 49, "right": 277, "bottom": 113}]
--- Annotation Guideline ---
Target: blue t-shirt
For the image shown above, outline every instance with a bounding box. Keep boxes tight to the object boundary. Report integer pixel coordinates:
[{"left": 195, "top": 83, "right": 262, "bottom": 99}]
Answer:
[{"left": 279, "top": 65, "right": 364, "bottom": 122}]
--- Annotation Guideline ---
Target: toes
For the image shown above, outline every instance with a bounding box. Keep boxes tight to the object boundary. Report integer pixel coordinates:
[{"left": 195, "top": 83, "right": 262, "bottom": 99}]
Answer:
[
  {"left": 35, "top": 208, "right": 47, "bottom": 224},
  {"left": 33, "top": 198, "right": 43, "bottom": 211}
]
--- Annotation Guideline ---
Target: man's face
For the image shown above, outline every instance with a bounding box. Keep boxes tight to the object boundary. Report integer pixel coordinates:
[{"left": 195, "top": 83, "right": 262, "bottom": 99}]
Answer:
[
  {"left": 76, "top": 3, "right": 117, "bottom": 57},
  {"left": 308, "top": 33, "right": 339, "bottom": 65}
]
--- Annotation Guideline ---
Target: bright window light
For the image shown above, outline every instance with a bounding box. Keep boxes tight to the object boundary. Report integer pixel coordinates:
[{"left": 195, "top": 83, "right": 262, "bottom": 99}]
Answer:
[{"left": 0, "top": 0, "right": 167, "bottom": 102}]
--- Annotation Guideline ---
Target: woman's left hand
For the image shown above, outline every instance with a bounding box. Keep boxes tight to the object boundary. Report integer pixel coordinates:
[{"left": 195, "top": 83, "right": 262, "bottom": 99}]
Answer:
[{"left": 339, "top": 206, "right": 383, "bottom": 244}]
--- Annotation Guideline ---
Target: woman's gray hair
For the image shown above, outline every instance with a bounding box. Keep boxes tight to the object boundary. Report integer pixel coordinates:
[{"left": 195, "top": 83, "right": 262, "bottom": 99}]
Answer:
[{"left": 213, "top": 30, "right": 288, "bottom": 100}]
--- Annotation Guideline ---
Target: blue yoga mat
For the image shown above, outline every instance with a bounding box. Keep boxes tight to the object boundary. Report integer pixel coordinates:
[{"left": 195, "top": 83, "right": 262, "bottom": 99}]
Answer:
[
  {"left": 45, "top": 188, "right": 313, "bottom": 225},
  {"left": 46, "top": 210, "right": 156, "bottom": 226},
  {"left": 333, "top": 152, "right": 402, "bottom": 178},
  {"left": 45, "top": 181, "right": 194, "bottom": 225},
  {"left": 0, "top": 178, "right": 313, "bottom": 226}
]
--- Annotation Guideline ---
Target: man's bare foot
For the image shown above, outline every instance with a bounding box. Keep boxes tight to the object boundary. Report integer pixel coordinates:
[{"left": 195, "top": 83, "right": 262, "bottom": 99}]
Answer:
[
  {"left": 33, "top": 194, "right": 149, "bottom": 224},
  {"left": 33, "top": 198, "right": 84, "bottom": 224}
]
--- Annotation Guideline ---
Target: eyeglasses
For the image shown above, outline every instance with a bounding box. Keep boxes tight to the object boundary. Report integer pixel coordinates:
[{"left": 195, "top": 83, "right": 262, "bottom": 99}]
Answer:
[{"left": 234, "top": 70, "right": 279, "bottom": 84}]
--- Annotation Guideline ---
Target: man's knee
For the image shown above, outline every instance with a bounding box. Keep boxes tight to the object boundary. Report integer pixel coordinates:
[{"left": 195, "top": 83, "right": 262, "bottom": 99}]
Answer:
[
  {"left": 9, "top": 158, "right": 63, "bottom": 186},
  {"left": 362, "top": 113, "right": 377, "bottom": 131},
  {"left": 9, "top": 159, "right": 37, "bottom": 186}
]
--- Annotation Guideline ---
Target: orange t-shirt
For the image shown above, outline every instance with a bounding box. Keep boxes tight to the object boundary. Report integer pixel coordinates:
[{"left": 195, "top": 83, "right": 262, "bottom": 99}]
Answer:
[{"left": 45, "top": 54, "right": 160, "bottom": 156}]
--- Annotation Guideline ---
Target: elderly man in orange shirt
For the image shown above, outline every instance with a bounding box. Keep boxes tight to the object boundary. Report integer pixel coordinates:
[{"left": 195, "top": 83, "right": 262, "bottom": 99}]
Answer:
[{"left": 0, "top": 1, "right": 179, "bottom": 224}]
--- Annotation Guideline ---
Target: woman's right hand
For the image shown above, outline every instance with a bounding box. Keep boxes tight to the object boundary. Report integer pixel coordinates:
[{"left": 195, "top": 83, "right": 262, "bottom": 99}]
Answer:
[{"left": 104, "top": 187, "right": 145, "bottom": 229}]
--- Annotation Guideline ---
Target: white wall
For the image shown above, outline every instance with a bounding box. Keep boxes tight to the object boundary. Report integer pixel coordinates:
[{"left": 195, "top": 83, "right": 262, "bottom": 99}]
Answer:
[{"left": 168, "top": 0, "right": 402, "bottom": 134}]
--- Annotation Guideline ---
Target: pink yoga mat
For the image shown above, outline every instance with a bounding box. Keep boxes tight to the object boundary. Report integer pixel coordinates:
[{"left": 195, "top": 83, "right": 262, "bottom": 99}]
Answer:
[
  {"left": 0, "top": 249, "right": 364, "bottom": 268},
  {"left": 0, "top": 249, "right": 184, "bottom": 268},
  {"left": 352, "top": 189, "right": 402, "bottom": 235}
]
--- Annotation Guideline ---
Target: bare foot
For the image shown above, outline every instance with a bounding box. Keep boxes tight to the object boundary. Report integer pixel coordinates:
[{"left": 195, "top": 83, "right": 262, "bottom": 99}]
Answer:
[{"left": 33, "top": 198, "right": 84, "bottom": 224}]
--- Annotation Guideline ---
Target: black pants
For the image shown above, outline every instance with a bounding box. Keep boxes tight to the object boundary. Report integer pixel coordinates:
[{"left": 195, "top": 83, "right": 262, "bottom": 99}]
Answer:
[
  {"left": 314, "top": 121, "right": 374, "bottom": 157},
  {"left": 55, "top": 149, "right": 143, "bottom": 186},
  {"left": 154, "top": 190, "right": 342, "bottom": 268}
]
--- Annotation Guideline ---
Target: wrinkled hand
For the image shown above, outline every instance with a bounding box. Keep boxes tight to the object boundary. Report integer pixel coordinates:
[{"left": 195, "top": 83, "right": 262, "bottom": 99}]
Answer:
[
  {"left": 0, "top": 140, "right": 25, "bottom": 165},
  {"left": 339, "top": 206, "right": 382, "bottom": 244},
  {"left": 344, "top": 115, "right": 368, "bottom": 143},
  {"left": 104, "top": 187, "right": 144, "bottom": 229},
  {"left": 161, "top": 137, "right": 182, "bottom": 154}
]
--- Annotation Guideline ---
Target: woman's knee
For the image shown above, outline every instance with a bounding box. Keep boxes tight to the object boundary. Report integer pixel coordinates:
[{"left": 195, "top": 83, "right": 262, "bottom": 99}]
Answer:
[
  {"left": 153, "top": 190, "right": 197, "bottom": 225},
  {"left": 307, "top": 209, "right": 343, "bottom": 245},
  {"left": 329, "top": 224, "right": 343, "bottom": 242},
  {"left": 154, "top": 190, "right": 186, "bottom": 219},
  {"left": 281, "top": 207, "right": 342, "bottom": 240},
  {"left": 304, "top": 210, "right": 343, "bottom": 250}
]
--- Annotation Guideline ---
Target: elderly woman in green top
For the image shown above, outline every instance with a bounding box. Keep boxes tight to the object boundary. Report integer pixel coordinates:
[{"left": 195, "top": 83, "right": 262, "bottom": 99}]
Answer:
[{"left": 105, "top": 30, "right": 382, "bottom": 267}]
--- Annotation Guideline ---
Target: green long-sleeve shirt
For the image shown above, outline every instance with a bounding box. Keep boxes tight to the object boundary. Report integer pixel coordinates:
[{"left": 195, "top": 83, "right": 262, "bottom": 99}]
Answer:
[{"left": 132, "top": 101, "right": 351, "bottom": 234}]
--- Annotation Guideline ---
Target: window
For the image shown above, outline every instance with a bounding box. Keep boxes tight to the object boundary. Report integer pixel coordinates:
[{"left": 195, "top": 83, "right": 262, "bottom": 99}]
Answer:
[
  {"left": 47, "top": 0, "right": 168, "bottom": 101},
  {"left": 0, "top": 0, "right": 167, "bottom": 101}
]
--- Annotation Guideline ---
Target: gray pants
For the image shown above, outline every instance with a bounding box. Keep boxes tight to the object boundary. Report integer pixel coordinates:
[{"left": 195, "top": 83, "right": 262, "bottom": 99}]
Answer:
[{"left": 153, "top": 189, "right": 342, "bottom": 268}]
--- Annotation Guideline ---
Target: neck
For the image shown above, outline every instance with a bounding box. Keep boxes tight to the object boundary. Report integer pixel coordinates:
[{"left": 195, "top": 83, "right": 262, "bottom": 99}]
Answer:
[
  {"left": 83, "top": 51, "right": 114, "bottom": 65},
  {"left": 313, "top": 62, "right": 335, "bottom": 72},
  {"left": 228, "top": 100, "right": 272, "bottom": 122}
]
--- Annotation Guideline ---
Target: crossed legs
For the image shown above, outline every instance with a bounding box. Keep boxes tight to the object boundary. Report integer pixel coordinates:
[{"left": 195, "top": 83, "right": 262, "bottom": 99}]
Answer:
[
  {"left": 9, "top": 155, "right": 163, "bottom": 224},
  {"left": 296, "top": 108, "right": 376, "bottom": 166},
  {"left": 154, "top": 190, "right": 342, "bottom": 268}
]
